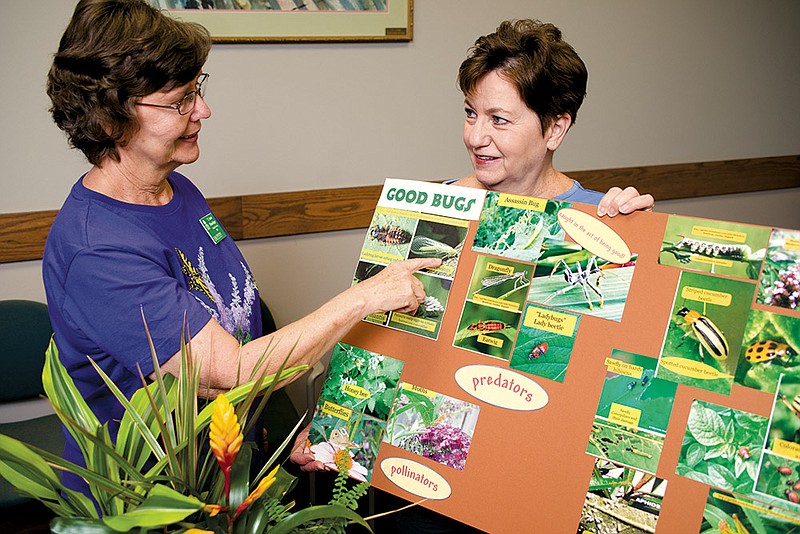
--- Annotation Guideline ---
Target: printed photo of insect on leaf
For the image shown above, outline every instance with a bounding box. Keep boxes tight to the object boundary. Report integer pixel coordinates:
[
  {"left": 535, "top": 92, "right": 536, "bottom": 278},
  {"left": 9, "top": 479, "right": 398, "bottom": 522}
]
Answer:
[
  {"left": 453, "top": 300, "right": 521, "bottom": 360},
  {"left": 472, "top": 192, "right": 567, "bottom": 263},
  {"left": 658, "top": 215, "right": 771, "bottom": 281},
  {"left": 527, "top": 246, "right": 637, "bottom": 322},
  {"left": 361, "top": 210, "right": 418, "bottom": 262},
  {"left": 734, "top": 308, "right": 800, "bottom": 394},
  {"left": 508, "top": 303, "right": 581, "bottom": 383},
  {"left": 657, "top": 271, "right": 756, "bottom": 395}
]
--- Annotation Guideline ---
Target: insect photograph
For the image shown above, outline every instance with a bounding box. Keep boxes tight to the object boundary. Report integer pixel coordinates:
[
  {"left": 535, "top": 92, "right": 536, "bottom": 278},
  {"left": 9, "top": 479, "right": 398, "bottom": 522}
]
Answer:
[
  {"left": 472, "top": 192, "right": 567, "bottom": 263},
  {"left": 677, "top": 400, "right": 767, "bottom": 496},
  {"left": 406, "top": 218, "right": 468, "bottom": 276},
  {"left": 593, "top": 351, "right": 677, "bottom": 451},
  {"left": 384, "top": 384, "right": 480, "bottom": 471},
  {"left": 308, "top": 399, "right": 386, "bottom": 483},
  {"left": 587, "top": 419, "right": 663, "bottom": 475},
  {"left": 756, "top": 228, "right": 800, "bottom": 313},
  {"left": 508, "top": 304, "right": 581, "bottom": 383},
  {"left": 466, "top": 256, "right": 534, "bottom": 310},
  {"left": 735, "top": 308, "right": 800, "bottom": 393},
  {"left": 387, "top": 274, "right": 452, "bottom": 339},
  {"left": 319, "top": 343, "right": 404, "bottom": 421},
  {"left": 453, "top": 301, "right": 521, "bottom": 360},
  {"left": 527, "top": 252, "right": 637, "bottom": 322},
  {"left": 352, "top": 260, "right": 385, "bottom": 284},
  {"left": 700, "top": 487, "right": 800, "bottom": 534},
  {"left": 658, "top": 271, "right": 755, "bottom": 395},
  {"left": 578, "top": 458, "right": 667, "bottom": 534},
  {"left": 360, "top": 210, "right": 418, "bottom": 262},
  {"left": 658, "top": 215, "right": 771, "bottom": 280}
]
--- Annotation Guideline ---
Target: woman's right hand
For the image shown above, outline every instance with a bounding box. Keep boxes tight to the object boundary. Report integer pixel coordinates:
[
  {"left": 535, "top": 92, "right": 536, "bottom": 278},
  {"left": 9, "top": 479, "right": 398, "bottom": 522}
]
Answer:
[{"left": 351, "top": 257, "right": 442, "bottom": 316}]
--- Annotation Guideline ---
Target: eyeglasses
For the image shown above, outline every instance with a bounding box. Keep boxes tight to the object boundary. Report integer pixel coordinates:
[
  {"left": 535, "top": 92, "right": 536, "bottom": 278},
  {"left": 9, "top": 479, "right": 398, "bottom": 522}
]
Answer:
[{"left": 135, "top": 73, "right": 209, "bottom": 115}]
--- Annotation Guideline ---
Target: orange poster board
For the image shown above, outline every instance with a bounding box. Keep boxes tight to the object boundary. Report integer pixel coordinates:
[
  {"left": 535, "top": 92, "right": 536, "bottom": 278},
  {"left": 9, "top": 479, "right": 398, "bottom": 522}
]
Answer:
[{"left": 331, "top": 180, "right": 799, "bottom": 533}]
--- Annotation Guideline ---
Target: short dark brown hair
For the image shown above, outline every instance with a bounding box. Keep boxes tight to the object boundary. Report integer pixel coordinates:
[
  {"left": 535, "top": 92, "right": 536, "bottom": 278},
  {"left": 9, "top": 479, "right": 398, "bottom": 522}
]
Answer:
[
  {"left": 47, "top": 0, "right": 212, "bottom": 165},
  {"left": 458, "top": 19, "right": 587, "bottom": 133}
]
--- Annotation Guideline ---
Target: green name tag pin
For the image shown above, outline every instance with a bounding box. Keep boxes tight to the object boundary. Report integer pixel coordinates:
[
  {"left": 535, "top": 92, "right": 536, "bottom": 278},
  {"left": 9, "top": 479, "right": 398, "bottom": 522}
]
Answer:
[{"left": 199, "top": 213, "right": 227, "bottom": 244}]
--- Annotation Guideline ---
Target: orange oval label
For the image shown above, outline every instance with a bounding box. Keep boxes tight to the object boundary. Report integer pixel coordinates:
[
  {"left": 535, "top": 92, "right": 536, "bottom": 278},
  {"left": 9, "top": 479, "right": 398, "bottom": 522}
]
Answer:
[
  {"left": 455, "top": 365, "right": 548, "bottom": 411},
  {"left": 557, "top": 208, "right": 632, "bottom": 264},
  {"left": 380, "top": 458, "right": 452, "bottom": 499}
]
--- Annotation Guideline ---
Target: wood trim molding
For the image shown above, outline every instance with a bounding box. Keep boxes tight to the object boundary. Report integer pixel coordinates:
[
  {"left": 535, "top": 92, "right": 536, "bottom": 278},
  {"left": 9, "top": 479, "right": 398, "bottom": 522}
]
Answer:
[{"left": 1, "top": 155, "right": 797, "bottom": 264}]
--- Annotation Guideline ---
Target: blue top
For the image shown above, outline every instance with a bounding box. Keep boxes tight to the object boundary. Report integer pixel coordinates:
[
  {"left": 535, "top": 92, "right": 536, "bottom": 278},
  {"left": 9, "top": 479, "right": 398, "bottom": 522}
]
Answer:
[
  {"left": 42, "top": 172, "right": 261, "bottom": 492},
  {"left": 552, "top": 179, "right": 604, "bottom": 205}
]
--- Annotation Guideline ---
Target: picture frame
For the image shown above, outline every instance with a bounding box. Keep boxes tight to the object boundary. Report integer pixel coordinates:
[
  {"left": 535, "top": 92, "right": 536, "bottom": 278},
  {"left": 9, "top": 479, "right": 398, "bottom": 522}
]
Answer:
[{"left": 152, "top": 0, "right": 413, "bottom": 44}]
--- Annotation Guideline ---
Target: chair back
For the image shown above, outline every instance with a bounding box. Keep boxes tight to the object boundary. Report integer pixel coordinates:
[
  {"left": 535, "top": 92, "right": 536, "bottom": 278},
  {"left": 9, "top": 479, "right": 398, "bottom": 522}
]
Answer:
[{"left": 0, "top": 300, "right": 52, "bottom": 402}]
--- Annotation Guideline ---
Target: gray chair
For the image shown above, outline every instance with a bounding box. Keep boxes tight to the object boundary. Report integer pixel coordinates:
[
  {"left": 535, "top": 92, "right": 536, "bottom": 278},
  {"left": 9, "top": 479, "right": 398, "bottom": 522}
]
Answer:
[{"left": 0, "top": 300, "right": 64, "bottom": 513}]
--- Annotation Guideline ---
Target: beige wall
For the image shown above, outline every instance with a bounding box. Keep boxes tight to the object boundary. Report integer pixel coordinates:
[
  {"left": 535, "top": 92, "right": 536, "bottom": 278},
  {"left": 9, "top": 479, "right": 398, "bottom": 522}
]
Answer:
[{"left": 1, "top": 1, "right": 799, "bottom": 405}]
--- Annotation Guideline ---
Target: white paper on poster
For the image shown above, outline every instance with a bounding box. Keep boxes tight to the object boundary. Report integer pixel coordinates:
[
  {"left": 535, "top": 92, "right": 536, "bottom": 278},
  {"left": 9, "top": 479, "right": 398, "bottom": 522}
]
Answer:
[{"left": 378, "top": 178, "right": 486, "bottom": 221}]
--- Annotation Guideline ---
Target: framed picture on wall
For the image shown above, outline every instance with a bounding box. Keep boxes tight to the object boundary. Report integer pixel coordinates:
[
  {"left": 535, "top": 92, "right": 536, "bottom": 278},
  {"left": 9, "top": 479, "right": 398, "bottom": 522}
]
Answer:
[{"left": 150, "top": 0, "right": 413, "bottom": 43}]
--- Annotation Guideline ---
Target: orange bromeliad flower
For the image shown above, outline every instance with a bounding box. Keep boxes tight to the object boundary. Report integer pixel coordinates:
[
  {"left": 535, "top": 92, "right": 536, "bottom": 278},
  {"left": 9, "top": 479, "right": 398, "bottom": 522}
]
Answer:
[
  {"left": 202, "top": 503, "right": 226, "bottom": 517},
  {"left": 209, "top": 394, "right": 243, "bottom": 497},
  {"left": 233, "top": 464, "right": 280, "bottom": 519}
]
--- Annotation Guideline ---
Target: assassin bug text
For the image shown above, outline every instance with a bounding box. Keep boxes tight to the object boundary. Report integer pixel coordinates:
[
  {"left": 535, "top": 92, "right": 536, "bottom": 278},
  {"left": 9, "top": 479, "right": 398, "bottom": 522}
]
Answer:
[{"left": 677, "top": 307, "right": 729, "bottom": 361}]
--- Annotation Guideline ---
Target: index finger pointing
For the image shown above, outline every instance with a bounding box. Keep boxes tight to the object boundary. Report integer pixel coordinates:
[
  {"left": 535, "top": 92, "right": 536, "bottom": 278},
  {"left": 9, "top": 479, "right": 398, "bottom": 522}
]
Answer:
[{"left": 402, "top": 257, "right": 443, "bottom": 272}]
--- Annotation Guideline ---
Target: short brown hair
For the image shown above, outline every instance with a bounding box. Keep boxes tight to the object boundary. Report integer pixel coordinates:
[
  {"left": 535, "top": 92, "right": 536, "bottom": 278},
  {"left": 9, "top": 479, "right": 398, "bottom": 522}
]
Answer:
[
  {"left": 458, "top": 19, "right": 587, "bottom": 133},
  {"left": 47, "top": 0, "right": 212, "bottom": 165}
]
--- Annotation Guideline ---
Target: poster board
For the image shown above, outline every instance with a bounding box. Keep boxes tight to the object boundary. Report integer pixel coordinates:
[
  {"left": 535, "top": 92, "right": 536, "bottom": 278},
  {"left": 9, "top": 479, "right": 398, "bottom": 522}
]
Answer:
[{"left": 316, "top": 179, "right": 799, "bottom": 533}]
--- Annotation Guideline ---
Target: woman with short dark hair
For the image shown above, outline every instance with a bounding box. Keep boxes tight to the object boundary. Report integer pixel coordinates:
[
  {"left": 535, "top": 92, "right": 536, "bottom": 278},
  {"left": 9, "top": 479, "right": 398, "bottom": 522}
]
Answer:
[{"left": 453, "top": 19, "right": 654, "bottom": 215}]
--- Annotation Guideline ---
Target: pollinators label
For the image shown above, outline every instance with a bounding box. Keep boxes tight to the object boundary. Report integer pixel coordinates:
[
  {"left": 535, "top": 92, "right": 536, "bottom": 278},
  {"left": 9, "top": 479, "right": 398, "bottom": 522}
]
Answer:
[
  {"left": 341, "top": 384, "right": 370, "bottom": 400},
  {"left": 691, "top": 226, "right": 747, "bottom": 243},
  {"left": 785, "top": 238, "right": 800, "bottom": 251},
  {"left": 609, "top": 403, "right": 641, "bottom": 428},
  {"left": 523, "top": 308, "right": 578, "bottom": 336},
  {"left": 680, "top": 286, "right": 732, "bottom": 306},
  {"left": 381, "top": 458, "right": 452, "bottom": 500},
  {"left": 773, "top": 438, "right": 800, "bottom": 461},
  {"left": 321, "top": 401, "right": 352, "bottom": 421},
  {"left": 605, "top": 358, "right": 643, "bottom": 379},
  {"left": 497, "top": 193, "right": 547, "bottom": 211}
]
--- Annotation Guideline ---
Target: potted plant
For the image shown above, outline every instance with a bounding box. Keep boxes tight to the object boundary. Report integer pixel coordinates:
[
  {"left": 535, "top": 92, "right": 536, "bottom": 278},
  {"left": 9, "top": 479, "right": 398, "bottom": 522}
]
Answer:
[{"left": 0, "top": 325, "right": 372, "bottom": 533}]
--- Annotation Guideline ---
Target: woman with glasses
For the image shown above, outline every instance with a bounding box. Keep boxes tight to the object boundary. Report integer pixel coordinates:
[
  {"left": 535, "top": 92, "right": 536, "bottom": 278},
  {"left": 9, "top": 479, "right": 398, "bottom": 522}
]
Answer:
[{"left": 43, "top": 0, "right": 437, "bottom": 498}]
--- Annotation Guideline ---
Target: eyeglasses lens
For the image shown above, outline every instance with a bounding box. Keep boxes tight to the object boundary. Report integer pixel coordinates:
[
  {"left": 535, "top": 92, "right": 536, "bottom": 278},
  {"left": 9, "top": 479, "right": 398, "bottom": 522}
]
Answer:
[{"left": 177, "top": 73, "right": 208, "bottom": 115}]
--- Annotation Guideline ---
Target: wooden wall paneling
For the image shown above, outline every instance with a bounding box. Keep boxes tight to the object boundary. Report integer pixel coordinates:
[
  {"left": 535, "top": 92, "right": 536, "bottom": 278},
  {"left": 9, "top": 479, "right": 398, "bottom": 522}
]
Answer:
[{"left": 0, "top": 155, "right": 797, "bottom": 264}]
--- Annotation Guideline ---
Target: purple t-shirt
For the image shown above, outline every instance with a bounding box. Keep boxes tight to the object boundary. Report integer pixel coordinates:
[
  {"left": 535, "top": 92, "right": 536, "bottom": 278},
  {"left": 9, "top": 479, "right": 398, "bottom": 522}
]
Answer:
[{"left": 42, "top": 171, "right": 261, "bottom": 492}]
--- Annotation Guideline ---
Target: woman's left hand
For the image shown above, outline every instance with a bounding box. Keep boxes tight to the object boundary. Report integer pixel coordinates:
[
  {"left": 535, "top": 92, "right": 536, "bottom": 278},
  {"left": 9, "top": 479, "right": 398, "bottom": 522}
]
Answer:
[
  {"left": 596, "top": 186, "right": 655, "bottom": 217},
  {"left": 289, "top": 424, "right": 329, "bottom": 473}
]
